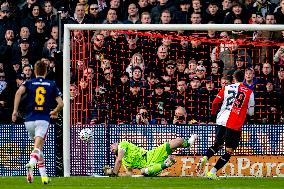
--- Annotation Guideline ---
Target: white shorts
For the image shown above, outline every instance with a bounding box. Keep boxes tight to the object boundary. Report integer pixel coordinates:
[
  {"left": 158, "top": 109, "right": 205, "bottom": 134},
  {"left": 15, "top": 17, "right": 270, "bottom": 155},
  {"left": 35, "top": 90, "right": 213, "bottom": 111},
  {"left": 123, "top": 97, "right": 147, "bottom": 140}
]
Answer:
[{"left": 25, "top": 120, "right": 49, "bottom": 140}]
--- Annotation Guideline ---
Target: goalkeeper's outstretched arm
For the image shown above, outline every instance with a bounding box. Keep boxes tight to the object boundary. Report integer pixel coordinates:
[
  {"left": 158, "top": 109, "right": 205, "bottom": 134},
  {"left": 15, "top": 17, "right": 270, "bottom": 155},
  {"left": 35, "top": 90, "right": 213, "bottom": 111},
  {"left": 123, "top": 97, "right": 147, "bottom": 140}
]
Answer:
[{"left": 112, "top": 149, "right": 125, "bottom": 175}]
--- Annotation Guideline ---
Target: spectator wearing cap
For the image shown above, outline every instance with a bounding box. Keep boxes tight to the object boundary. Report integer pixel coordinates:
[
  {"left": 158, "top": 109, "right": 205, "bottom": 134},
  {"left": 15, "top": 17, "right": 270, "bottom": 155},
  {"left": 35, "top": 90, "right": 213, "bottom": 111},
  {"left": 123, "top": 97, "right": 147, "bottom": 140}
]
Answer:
[
  {"left": 161, "top": 60, "right": 177, "bottom": 93},
  {"left": 151, "top": 0, "right": 178, "bottom": 24},
  {"left": 121, "top": 81, "right": 145, "bottom": 124},
  {"left": 188, "top": 76, "right": 205, "bottom": 123},
  {"left": 13, "top": 27, "right": 36, "bottom": 52},
  {"left": 124, "top": 3, "right": 140, "bottom": 24},
  {"left": 175, "top": 0, "right": 191, "bottom": 24},
  {"left": 227, "top": 55, "right": 246, "bottom": 76},
  {"left": 223, "top": 1, "right": 248, "bottom": 24},
  {"left": 33, "top": 17, "right": 49, "bottom": 50},
  {"left": 11, "top": 38, "right": 36, "bottom": 67},
  {"left": 149, "top": 82, "right": 173, "bottom": 124},
  {"left": 202, "top": 77, "right": 218, "bottom": 123}
]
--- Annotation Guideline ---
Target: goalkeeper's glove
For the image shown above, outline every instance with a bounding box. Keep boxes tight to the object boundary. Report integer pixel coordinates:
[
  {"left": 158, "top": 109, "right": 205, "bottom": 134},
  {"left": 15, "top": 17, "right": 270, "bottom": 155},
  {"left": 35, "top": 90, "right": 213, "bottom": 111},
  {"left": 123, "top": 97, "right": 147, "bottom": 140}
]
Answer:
[{"left": 103, "top": 165, "right": 117, "bottom": 177}]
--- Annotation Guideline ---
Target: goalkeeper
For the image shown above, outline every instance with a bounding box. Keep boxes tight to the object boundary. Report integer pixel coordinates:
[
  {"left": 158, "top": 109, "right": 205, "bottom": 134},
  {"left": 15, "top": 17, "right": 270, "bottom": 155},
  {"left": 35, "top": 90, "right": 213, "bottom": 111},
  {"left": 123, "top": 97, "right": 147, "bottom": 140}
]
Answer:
[{"left": 105, "top": 134, "right": 197, "bottom": 176}]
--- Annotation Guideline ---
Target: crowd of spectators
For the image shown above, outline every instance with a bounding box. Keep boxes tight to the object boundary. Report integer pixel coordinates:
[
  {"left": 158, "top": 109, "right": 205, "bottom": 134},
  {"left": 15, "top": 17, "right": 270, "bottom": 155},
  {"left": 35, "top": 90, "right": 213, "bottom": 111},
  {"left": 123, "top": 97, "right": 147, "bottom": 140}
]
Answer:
[{"left": 0, "top": 0, "right": 283, "bottom": 125}]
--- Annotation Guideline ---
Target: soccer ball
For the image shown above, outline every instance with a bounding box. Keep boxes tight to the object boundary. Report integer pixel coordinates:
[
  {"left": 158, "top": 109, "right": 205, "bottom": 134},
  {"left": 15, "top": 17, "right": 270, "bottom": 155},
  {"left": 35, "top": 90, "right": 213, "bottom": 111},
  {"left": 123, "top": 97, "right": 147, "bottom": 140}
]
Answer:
[{"left": 79, "top": 128, "right": 94, "bottom": 142}]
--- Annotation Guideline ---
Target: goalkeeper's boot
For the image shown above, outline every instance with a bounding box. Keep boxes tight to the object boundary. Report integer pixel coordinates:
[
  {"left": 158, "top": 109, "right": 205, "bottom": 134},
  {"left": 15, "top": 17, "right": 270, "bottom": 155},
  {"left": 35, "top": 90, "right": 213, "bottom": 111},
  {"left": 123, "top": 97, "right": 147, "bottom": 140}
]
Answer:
[
  {"left": 196, "top": 156, "right": 207, "bottom": 174},
  {"left": 26, "top": 163, "right": 34, "bottom": 183},
  {"left": 188, "top": 134, "right": 198, "bottom": 148},
  {"left": 41, "top": 176, "right": 49, "bottom": 184},
  {"left": 207, "top": 172, "right": 219, "bottom": 180},
  {"left": 164, "top": 155, "right": 177, "bottom": 167}
]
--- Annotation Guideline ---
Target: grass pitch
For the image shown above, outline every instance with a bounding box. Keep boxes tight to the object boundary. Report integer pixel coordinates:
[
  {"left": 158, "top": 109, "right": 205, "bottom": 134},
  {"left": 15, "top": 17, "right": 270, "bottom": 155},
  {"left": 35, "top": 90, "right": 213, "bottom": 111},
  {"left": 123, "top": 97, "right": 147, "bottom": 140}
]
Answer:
[{"left": 1, "top": 176, "right": 283, "bottom": 189}]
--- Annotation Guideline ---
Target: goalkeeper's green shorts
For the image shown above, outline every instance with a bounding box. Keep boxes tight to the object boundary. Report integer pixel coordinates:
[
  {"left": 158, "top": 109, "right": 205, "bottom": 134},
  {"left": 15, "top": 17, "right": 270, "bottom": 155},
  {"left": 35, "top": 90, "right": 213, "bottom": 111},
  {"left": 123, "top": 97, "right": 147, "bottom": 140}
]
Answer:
[{"left": 146, "top": 142, "right": 172, "bottom": 166}]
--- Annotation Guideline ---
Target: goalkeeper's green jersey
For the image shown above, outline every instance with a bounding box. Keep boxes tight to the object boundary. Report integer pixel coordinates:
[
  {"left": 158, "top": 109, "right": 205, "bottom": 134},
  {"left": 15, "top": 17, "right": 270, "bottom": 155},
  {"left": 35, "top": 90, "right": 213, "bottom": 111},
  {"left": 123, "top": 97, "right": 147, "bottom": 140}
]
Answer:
[{"left": 118, "top": 141, "right": 147, "bottom": 169}]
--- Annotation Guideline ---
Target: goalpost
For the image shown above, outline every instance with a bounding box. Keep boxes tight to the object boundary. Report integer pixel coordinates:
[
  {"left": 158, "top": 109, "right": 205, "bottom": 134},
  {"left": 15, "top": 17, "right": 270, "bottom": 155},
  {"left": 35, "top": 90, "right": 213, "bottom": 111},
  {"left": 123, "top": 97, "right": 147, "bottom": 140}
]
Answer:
[{"left": 63, "top": 24, "right": 284, "bottom": 177}]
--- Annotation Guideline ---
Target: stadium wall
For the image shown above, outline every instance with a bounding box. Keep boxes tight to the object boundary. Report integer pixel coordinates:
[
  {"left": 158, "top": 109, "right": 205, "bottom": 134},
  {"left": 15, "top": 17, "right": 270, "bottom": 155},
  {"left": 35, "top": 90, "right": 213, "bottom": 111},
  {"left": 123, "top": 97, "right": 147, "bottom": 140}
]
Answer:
[
  {"left": 71, "top": 124, "right": 284, "bottom": 177},
  {"left": 0, "top": 124, "right": 56, "bottom": 176}
]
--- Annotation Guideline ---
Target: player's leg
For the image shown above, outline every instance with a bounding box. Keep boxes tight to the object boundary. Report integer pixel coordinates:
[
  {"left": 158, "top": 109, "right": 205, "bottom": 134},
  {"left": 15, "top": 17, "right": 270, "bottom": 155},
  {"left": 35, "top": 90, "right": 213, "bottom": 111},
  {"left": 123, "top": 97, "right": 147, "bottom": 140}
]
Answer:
[
  {"left": 196, "top": 125, "right": 225, "bottom": 174},
  {"left": 141, "top": 161, "right": 174, "bottom": 176},
  {"left": 207, "top": 128, "right": 241, "bottom": 179},
  {"left": 168, "top": 134, "right": 198, "bottom": 151},
  {"left": 25, "top": 121, "right": 38, "bottom": 183},
  {"left": 38, "top": 151, "right": 49, "bottom": 184},
  {"left": 34, "top": 120, "right": 50, "bottom": 184}
]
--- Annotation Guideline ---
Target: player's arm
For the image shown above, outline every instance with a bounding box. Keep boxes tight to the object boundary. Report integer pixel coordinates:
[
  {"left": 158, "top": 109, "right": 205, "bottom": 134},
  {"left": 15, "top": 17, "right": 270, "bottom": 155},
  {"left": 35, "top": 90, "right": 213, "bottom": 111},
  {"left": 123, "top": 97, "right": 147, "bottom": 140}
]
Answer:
[
  {"left": 247, "top": 92, "right": 255, "bottom": 116},
  {"left": 112, "top": 148, "right": 125, "bottom": 176},
  {"left": 211, "top": 87, "right": 225, "bottom": 115},
  {"left": 50, "top": 96, "right": 64, "bottom": 119},
  {"left": 12, "top": 85, "right": 26, "bottom": 122}
]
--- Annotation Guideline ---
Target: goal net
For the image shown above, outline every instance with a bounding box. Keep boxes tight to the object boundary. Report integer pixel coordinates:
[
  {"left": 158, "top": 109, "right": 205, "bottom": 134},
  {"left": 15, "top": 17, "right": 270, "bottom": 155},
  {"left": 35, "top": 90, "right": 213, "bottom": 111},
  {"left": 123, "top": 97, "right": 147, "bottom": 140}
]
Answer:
[{"left": 63, "top": 24, "right": 284, "bottom": 177}]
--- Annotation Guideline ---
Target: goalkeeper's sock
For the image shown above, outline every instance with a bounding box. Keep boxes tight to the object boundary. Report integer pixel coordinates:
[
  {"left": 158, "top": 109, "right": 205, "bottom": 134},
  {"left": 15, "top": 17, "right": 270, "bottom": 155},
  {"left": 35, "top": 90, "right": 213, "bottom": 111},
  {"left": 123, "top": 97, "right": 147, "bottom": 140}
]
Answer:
[
  {"left": 214, "top": 151, "right": 232, "bottom": 171},
  {"left": 144, "top": 164, "right": 166, "bottom": 176}
]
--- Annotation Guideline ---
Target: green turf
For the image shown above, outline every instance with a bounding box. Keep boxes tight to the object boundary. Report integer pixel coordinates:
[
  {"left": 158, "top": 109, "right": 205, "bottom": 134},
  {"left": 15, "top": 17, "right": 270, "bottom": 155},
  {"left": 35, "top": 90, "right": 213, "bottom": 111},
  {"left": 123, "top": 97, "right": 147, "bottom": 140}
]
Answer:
[{"left": 0, "top": 176, "right": 284, "bottom": 189}]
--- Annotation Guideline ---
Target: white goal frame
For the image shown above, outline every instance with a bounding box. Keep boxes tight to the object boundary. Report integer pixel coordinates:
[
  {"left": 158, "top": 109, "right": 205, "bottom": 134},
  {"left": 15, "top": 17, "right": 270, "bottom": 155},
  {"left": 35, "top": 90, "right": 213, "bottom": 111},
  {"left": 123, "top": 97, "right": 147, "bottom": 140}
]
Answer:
[{"left": 63, "top": 24, "right": 284, "bottom": 177}]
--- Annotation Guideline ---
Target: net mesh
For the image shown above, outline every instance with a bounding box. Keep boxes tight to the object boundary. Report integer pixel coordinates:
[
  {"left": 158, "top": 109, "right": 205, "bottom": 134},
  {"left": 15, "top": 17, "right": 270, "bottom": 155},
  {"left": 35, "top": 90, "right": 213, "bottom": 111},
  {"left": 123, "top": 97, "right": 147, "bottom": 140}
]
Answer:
[
  {"left": 68, "top": 29, "right": 284, "bottom": 176},
  {"left": 69, "top": 30, "right": 284, "bottom": 126}
]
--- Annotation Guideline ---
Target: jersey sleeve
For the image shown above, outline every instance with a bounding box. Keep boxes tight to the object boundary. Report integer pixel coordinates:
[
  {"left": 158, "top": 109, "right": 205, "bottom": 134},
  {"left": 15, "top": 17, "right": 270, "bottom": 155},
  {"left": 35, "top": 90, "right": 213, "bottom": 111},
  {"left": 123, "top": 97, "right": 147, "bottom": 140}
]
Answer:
[
  {"left": 247, "top": 91, "right": 255, "bottom": 116},
  {"left": 211, "top": 87, "right": 225, "bottom": 115},
  {"left": 52, "top": 81, "right": 62, "bottom": 97}
]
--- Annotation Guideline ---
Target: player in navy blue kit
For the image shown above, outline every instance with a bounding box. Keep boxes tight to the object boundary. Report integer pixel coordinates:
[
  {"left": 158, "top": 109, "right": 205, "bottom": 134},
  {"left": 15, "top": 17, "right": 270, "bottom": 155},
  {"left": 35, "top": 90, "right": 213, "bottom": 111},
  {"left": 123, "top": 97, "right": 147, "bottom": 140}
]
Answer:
[{"left": 12, "top": 60, "right": 64, "bottom": 184}]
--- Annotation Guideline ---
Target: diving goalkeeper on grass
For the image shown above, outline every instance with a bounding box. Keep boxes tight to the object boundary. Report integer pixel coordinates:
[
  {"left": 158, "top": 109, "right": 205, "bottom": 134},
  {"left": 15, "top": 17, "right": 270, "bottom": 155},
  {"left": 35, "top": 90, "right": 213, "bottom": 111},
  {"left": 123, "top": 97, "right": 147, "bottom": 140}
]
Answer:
[{"left": 105, "top": 134, "right": 198, "bottom": 176}]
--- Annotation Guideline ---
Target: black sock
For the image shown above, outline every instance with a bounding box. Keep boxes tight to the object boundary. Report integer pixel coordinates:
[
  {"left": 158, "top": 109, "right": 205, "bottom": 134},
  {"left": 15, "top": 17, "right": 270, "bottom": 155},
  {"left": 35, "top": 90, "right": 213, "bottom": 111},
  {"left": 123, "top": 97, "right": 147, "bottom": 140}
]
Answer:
[
  {"left": 214, "top": 152, "right": 232, "bottom": 171},
  {"left": 205, "top": 146, "right": 219, "bottom": 159}
]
